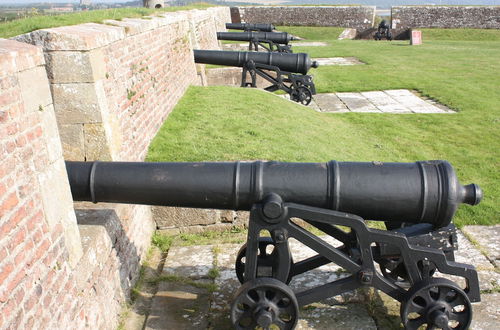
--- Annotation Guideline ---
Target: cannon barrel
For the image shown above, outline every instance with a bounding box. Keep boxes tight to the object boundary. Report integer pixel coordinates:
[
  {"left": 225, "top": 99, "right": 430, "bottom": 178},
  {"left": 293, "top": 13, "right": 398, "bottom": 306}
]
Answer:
[
  {"left": 193, "top": 50, "right": 318, "bottom": 75},
  {"left": 65, "top": 160, "right": 482, "bottom": 228},
  {"left": 226, "top": 23, "right": 275, "bottom": 32},
  {"left": 217, "top": 32, "right": 296, "bottom": 44}
]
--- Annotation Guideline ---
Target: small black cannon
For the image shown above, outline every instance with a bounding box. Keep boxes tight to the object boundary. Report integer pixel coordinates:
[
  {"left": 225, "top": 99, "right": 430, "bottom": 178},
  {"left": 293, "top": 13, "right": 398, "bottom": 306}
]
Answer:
[
  {"left": 217, "top": 31, "right": 298, "bottom": 53},
  {"left": 194, "top": 49, "right": 318, "bottom": 105},
  {"left": 66, "top": 160, "right": 482, "bottom": 330},
  {"left": 226, "top": 22, "right": 275, "bottom": 32},
  {"left": 375, "top": 19, "right": 393, "bottom": 41}
]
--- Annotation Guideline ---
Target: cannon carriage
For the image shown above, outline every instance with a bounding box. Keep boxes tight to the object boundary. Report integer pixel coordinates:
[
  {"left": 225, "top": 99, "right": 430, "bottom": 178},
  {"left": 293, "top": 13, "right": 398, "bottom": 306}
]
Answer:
[
  {"left": 194, "top": 50, "right": 318, "bottom": 105},
  {"left": 66, "top": 159, "right": 482, "bottom": 330}
]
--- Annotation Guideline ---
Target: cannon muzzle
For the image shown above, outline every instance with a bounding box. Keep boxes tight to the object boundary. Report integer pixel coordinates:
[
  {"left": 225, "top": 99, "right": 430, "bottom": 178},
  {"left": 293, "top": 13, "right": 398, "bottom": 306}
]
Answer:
[
  {"left": 226, "top": 23, "right": 275, "bottom": 32},
  {"left": 217, "top": 32, "right": 294, "bottom": 45},
  {"left": 193, "top": 50, "right": 317, "bottom": 75},
  {"left": 65, "top": 160, "right": 482, "bottom": 228}
]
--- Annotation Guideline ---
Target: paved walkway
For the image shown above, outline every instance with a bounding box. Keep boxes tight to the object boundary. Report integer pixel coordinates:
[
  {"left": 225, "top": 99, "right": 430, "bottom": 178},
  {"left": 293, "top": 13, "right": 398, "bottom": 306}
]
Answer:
[
  {"left": 125, "top": 225, "right": 499, "bottom": 329},
  {"left": 312, "top": 89, "right": 454, "bottom": 113}
]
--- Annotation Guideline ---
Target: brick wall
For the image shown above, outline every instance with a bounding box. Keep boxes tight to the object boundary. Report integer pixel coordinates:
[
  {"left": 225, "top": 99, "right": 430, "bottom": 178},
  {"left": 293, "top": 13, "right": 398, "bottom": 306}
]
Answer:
[
  {"left": 0, "top": 39, "right": 83, "bottom": 330},
  {"left": 1, "top": 6, "right": 232, "bottom": 330},
  {"left": 392, "top": 6, "right": 500, "bottom": 29},
  {"left": 232, "top": 6, "right": 376, "bottom": 29}
]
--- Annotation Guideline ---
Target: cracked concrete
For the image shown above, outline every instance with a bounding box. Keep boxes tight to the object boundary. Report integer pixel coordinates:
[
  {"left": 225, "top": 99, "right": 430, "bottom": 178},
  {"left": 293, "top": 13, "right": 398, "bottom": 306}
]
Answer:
[{"left": 126, "top": 225, "right": 499, "bottom": 329}]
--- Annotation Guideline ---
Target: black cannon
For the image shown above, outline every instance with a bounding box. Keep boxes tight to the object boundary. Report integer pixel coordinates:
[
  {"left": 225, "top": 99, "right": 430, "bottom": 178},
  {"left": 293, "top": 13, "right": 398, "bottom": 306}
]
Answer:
[
  {"left": 226, "top": 22, "right": 275, "bottom": 32},
  {"left": 66, "top": 159, "right": 482, "bottom": 330},
  {"left": 375, "top": 19, "right": 393, "bottom": 41},
  {"left": 217, "top": 31, "right": 298, "bottom": 53},
  {"left": 194, "top": 49, "right": 318, "bottom": 105}
]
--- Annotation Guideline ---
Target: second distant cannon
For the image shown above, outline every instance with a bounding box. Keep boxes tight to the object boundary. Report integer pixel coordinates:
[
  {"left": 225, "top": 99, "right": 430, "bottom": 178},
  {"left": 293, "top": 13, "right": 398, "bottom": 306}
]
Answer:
[{"left": 194, "top": 50, "right": 319, "bottom": 105}]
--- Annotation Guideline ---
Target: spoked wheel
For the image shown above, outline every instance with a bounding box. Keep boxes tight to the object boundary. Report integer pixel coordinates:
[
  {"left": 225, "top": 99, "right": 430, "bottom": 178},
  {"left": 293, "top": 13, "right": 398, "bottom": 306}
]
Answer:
[
  {"left": 401, "top": 278, "right": 472, "bottom": 330},
  {"left": 235, "top": 237, "right": 293, "bottom": 284},
  {"left": 290, "top": 86, "right": 312, "bottom": 105},
  {"left": 231, "top": 278, "right": 299, "bottom": 330}
]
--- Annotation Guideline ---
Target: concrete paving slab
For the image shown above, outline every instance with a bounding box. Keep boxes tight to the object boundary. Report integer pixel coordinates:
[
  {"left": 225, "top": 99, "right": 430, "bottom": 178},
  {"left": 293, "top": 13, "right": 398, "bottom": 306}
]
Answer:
[
  {"left": 471, "top": 293, "right": 500, "bottom": 330},
  {"left": 336, "top": 92, "right": 380, "bottom": 112},
  {"left": 456, "top": 232, "right": 494, "bottom": 271},
  {"left": 463, "top": 225, "right": 500, "bottom": 267},
  {"left": 145, "top": 282, "right": 211, "bottom": 330},
  {"left": 162, "top": 245, "right": 214, "bottom": 279},
  {"left": 313, "top": 93, "right": 349, "bottom": 112}
]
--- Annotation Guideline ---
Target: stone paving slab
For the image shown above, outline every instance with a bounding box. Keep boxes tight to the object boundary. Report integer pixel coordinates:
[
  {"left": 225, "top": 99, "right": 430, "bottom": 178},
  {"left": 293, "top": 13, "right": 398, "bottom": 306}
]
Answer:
[
  {"left": 313, "top": 93, "right": 349, "bottom": 113},
  {"left": 292, "top": 42, "right": 328, "bottom": 47},
  {"left": 471, "top": 293, "right": 500, "bottom": 330},
  {"left": 313, "top": 89, "right": 454, "bottom": 114},
  {"left": 336, "top": 92, "right": 380, "bottom": 112},
  {"left": 145, "top": 282, "right": 211, "bottom": 330},
  {"left": 463, "top": 225, "right": 500, "bottom": 267},
  {"left": 313, "top": 57, "right": 364, "bottom": 66},
  {"left": 163, "top": 245, "right": 214, "bottom": 279}
]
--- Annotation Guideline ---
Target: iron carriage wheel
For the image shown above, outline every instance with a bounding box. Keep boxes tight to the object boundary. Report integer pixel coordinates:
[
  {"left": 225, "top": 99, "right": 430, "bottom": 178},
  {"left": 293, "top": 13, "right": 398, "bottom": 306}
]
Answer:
[
  {"left": 231, "top": 277, "right": 299, "bottom": 330},
  {"left": 400, "top": 278, "right": 472, "bottom": 330},
  {"left": 290, "top": 86, "right": 313, "bottom": 105}
]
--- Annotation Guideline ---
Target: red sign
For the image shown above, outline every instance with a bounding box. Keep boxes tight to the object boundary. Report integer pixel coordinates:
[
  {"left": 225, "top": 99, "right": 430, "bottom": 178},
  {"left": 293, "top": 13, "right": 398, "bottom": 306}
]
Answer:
[{"left": 411, "top": 30, "right": 422, "bottom": 45}]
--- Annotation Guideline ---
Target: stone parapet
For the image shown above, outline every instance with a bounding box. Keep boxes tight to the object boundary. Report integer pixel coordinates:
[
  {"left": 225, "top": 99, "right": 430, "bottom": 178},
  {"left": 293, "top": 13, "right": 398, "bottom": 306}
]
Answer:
[
  {"left": 391, "top": 6, "right": 500, "bottom": 29},
  {"left": 232, "top": 6, "right": 376, "bottom": 29}
]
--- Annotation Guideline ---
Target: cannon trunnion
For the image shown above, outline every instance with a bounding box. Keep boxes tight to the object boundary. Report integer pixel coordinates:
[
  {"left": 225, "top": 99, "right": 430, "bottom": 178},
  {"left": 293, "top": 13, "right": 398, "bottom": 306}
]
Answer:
[
  {"left": 193, "top": 50, "right": 318, "bottom": 105},
  {"left": 66, "top": 160, "right": 482, "bottom": 330}
]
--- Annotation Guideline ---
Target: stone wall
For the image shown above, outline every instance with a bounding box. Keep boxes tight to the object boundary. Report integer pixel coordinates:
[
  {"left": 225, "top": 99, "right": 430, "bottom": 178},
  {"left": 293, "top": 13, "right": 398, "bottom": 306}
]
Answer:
[
  {"left": 392, "top": 6, "right": 500, "bottom": 29},
  {"left": 231, "top": 6, "right": 376, "bottom": 29},
  {"left": 1, "top": 7, "right": 233, "bottom": 330}
]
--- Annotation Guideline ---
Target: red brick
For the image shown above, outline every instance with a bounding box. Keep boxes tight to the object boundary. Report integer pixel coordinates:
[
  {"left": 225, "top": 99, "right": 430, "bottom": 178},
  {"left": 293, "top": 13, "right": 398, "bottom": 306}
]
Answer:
[
  {"left": 0, "top": 262, "right": 13, "bottom": 287},
  {"left": 8, "top": 227, "right": 26, "bottom": 251},
  {"left": 0, "top": 192, "right": 18, "bottom": 217},
  {"left": 6, "top": 268, "right": 26, "bottom": 293},
  {"left": 13, "top": 287, "right": 25, "bottom": 305}
]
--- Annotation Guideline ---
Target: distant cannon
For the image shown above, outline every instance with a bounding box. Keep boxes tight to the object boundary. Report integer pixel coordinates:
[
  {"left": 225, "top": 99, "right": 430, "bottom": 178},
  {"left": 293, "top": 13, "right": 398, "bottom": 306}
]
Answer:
[
  {"left": 194, "top": 49, "right": 319, "bottom": 105},
  {"left": 226, "top": 22, "right": 275, "bottom": 32},
  {"left": 375, "top": 19, "right": 393, "bottom": 41},
  {"left": 217, "top": 31, "right": 298, "bottom": 53},
  {"left": 66, "top": 159, "right": 482, "bottom": 330}
]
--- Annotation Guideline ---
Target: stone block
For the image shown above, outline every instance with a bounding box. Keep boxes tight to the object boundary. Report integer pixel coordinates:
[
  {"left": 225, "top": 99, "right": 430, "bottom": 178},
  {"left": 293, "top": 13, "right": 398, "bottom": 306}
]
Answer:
[
  {"left": 83, "top": 123, "right": 112, "bottom": 161},
  {"left": 38, "top": 158, "right": 83, "bottom": 266},
  {"left": 18, "top": 66, "right": 52, "bottom": 112},
  {"left": 338, "top": 28, "right": 357, "bottom": 40},
  {"left": 462, "top": 225, "right": 500, "bottom": 267},
  {"left": 0, "top": 39, "right": 45, "bottom": 76},
  {"left": 153, "top": 206, "right": 219, "bottom": 229},
  {"left": 39, "top": 104, "right": 64, "bottom": 163},
  {"left": 58, "top": 123, "right": 85, "bottom": 161},
  {"left": 51, "top": 83, "right": 103, "bottom": 124},
  {"left": 44, "top": 49, "right": 106, "bottom": 83},
  {"left": 15, "top": 23, "right": 125, "bottom": 51}
]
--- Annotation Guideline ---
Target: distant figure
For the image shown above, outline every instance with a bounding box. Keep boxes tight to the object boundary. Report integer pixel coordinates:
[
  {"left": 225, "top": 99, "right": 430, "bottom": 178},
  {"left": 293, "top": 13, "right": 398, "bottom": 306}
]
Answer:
[{"left": 375, "top": 20, "right": 393, "bottom": 41}]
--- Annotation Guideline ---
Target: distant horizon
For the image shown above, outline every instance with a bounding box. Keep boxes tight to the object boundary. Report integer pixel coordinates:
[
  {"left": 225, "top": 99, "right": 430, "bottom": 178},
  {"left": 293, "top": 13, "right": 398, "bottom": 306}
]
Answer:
[{"left": 1, "top": 0, "right": 498, "bottom": 5}]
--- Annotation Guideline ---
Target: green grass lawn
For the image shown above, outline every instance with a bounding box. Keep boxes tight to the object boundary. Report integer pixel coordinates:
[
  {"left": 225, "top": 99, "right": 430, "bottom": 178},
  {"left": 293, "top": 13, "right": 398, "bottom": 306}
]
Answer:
[
  {"left": 148, "top": 27, "right": 499, "bottom": 227},
  {"left": 0, "top": 3, "right": 213, "bottom": 39}
]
